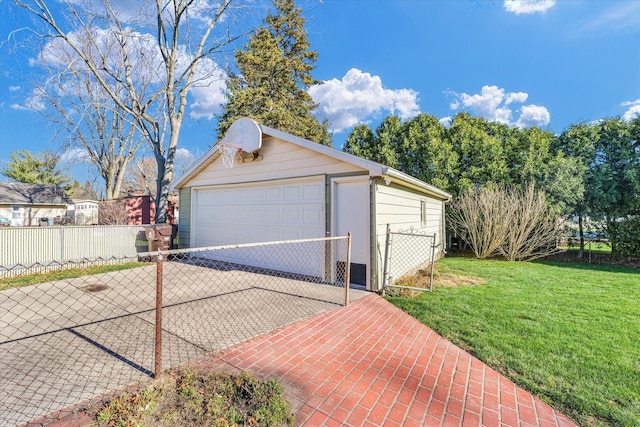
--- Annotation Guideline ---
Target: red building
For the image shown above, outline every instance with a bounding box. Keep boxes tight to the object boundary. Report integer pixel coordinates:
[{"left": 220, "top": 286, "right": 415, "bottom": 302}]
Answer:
[{"left": 124, "top": 195, "right": 177, "bottom": 225}]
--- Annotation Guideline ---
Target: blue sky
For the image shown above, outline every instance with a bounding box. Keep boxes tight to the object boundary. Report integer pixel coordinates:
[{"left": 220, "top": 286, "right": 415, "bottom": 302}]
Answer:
[{"left": 0, "top": 0, "right": 639, "bottom": 184}]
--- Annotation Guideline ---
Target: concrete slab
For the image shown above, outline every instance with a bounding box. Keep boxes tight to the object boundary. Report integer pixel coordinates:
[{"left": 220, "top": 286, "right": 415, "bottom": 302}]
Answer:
[{"left": 0, "top": 261, "right": 367, "bottom": 426}]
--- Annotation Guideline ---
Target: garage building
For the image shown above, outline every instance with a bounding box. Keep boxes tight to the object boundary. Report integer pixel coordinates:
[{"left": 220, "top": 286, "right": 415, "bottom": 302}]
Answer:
[{"left": 173, "top": 118, "right": 451, "bottom": 292}]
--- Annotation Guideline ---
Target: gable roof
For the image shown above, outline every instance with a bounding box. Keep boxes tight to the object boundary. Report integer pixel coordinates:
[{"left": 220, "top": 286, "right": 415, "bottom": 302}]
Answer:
[
  {"left": 0, "top": 182, "right": 73, "bottom": 206},
  {"left": 173, "top": 119, "right": 452, "bottom": 201}
]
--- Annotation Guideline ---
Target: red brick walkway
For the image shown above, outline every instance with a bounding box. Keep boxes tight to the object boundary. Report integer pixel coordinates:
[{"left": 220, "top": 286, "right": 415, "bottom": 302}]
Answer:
[{"left": 196, "top": 294, "right": 578, "bottom": 427}]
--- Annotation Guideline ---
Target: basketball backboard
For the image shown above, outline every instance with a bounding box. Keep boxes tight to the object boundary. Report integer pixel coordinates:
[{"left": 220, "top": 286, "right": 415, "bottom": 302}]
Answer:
[{"left": 221, "top": 118, "right": 262, "bottom": 153}]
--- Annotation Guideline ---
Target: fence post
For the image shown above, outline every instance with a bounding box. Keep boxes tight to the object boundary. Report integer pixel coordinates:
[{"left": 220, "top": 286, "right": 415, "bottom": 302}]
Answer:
[
  {"left": 60, "top": 226, "right": 65, "bottom": 261},
  {"left": 154, "top": 251, "right": 163, "bottom": 378},
  {"left": 429, "top": 234, "right": 437, "bottom": 292},
  {"left": 381, "top": 224, "right": 391, "bottom": 296},
  {"left": 344, "top": 233, "right": 351, "bottom": 306}
]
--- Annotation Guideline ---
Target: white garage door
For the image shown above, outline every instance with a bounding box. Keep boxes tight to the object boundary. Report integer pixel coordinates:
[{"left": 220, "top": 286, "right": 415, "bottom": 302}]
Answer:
[{"left": 192, "top": 177, "right": 326, "bottom": 276}]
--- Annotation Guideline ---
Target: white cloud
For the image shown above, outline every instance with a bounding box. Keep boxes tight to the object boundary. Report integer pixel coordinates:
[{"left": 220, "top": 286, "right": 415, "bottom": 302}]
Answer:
[
  {"left": 32, "top": 25, "right": 226, "bottom": 121},
  {"left": 439, "top": 116, "right": 452, "bottom": 128},
  {"left": 504, "top": 0, "right": 555, "bottom": 15},
  {"left": 516, "top": 104, "right": 551, "bottom": 128},
  {"left": 622, "top": 99, "right": 640, "bottom": 121},
  {"left": 9, "top": 86, "right": 20, "bottom": 92},
  {"left": 59, "top": 148, "right": 91, "bottom": 164},
  {"left": 576, "top": 2, "right": 640, "bottom": 34},
  {"left": 11, "top": 92, "right": 46, "bottom": 111},
  {"left": 188, "top": 58, "right": 227, "bottom": 119},
  {"left": 505, "top": 92, "right": 528, "bottom": 105},
  {"left": 309, "top": 68, "right": 420, "bottom": 133},
  {"left": 454, "top": 85, "right": 513, "bottom": 125},
  {"left": 175, "top": 147, "right": 194, "bottom": 162},
  {"left": 448, "top": 85, "right": 551, "bottom": 128}
]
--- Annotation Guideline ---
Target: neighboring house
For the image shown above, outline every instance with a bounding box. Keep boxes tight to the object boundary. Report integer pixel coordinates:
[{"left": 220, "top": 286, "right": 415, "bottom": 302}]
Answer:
[
  {"left": 0, "top": 182, "right": 72, "bottom": 226},
  {"left": 70, "top": 200, "right": 99, "bottom": 225},
  {"left": 173, "top": 118, "right": 451, "bottom": 292}
]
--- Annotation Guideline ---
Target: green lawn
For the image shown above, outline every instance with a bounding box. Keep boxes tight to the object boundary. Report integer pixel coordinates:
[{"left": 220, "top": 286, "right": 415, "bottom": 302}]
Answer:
[
  {"left": 0, "top": 261, "right": 150, "bottom": 291},
  {"left": 388, "top": 257, "right": 640, "bottom": 427}
]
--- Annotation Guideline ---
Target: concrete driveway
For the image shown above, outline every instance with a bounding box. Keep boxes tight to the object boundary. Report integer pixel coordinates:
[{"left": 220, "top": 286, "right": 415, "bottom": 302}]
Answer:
[{"left": 0, "top": 260, "right": 367, "bottom": 426}]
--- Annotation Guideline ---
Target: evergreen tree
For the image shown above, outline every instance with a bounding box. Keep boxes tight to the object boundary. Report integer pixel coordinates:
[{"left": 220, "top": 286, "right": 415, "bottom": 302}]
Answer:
[
  {"left": 217, "top": 0, "right": 331, "bottom": 145},
  {"left": 2, "top": 149, "right": 71, "bottom": 190},
  {"left": 69, "top": 180, "right": 99, "bottom": 200}
]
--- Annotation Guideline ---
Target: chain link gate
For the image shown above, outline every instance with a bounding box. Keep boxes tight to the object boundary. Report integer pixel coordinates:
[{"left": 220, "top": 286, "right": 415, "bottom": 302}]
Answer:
[{"left": 382, "top": 224, "right": 439, "bottom": 295}]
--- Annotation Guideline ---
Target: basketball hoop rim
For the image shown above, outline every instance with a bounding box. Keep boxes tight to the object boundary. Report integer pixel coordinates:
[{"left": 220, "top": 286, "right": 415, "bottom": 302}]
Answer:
[
  {"left": 218, "top": 141, "right": 242, "bottom": 169},
  {"left": 218, "top": 141, "right": 243, "bottom": 152}
]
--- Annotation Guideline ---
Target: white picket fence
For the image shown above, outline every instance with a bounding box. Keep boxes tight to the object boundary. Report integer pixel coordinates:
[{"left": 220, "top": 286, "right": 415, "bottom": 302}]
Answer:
[{"left": 0, "top": 225, "right": 150, "bottom": 277}]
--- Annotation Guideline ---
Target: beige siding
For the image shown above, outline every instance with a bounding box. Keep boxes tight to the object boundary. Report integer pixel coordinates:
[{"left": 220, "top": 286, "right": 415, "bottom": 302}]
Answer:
[
  {"left": 178, "top": 187, "right": 191, "bottom": 248},
  {"left": 0, "top": 205, "right": 67, "bottom": 226},
  {"left": 183, "top": 137, "right": 363, "bottom": 188},
  {"left": 373, "top": 180, "right": 446, "bottom": 290}
]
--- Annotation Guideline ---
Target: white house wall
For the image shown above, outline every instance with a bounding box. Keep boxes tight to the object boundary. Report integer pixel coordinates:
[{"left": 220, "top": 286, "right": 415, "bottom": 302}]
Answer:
[{"left": 0, "top": 205, "right": 67, "bottom": 227}]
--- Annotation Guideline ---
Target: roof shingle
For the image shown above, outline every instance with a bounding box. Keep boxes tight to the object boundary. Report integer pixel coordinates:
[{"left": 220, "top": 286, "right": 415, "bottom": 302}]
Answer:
[{"left": 0, "top": 182, "right": 73, "bottom": 205}]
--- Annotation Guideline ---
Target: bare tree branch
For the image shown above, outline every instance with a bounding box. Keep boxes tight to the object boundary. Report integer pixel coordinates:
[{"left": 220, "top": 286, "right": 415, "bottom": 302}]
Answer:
[{"left": 16, "top": 0, "right": 253, "bottom": 222}]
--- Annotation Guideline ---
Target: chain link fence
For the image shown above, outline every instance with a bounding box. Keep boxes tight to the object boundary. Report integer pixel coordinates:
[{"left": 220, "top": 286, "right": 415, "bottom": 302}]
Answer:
[
  {"left": 381, "top": 225, "right": 439, "bottom": 295},
  {"left": 0, "top": 236, "right": 351, "bottom": 426},
  {"left": 550, "top": 237, "right": 640, "bottom": 268}
]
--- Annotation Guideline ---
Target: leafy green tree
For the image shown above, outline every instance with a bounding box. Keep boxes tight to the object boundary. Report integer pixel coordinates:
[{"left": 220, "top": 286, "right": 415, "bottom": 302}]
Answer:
[
  {"left": 2, "top": 149, "right": 71, "bottom": 190},
  {"left": 343, "top": 114, "right": 457, "bottom": 193},
  {"left": 587, "top": 117, "right": 640, "bottom": 253},
  {"left": 556, "top": 118, "right": 640, "bottom": 254},
  {"left": 554, "top": 122, "right": 599, "bottom": 253},
  {"left": 446, "top": 113, "right": 510, "bottom": 194},
  {"left": 398, "top": 114, "right": 456, "bottom": 192},
  {"left": 537, "top": 152, "right": 585, "bottom": 215},
  {"left": 344, "top": 122, "right": 394, "bottom": 165},
  {"left": 217, "top": 0, "right": 330, "bottom": 145},
  {"left": 368, "top": 116, "right": 403, "bottom": 168}
]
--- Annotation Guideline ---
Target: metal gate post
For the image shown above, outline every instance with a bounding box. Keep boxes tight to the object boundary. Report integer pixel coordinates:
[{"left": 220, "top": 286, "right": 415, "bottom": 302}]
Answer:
[
  {"left": 381, "top": 224, "right": 391, "bottom": 296},
  {"left": 429, "top": 234, "right": 438, "bottom": 292},
  {"left": 344, "top": 233, "right": 351, "bottom": 306},
  {"left": 154, "top": 252, "right": 163, "bottom": 378}
]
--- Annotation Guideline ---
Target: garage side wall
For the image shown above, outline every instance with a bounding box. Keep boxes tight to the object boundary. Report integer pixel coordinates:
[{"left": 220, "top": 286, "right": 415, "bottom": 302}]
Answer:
[
  {"left": 178, "top": 187, "right": 191, "bottom": 248},
  {"left": 373, "top": 180, "right": 446, "bottom": 291}
]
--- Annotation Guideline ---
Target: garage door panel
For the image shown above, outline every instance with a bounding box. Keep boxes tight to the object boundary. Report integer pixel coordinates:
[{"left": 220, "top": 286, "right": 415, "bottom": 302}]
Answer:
[
  {"left": 193, "top": 178, "right": 325, "bottom": 277},
  {"left": 303, "top": 183, "right": 322, "bottom": 200},
  {"left": 249, "top": 188, "right": 264, "bottom": 202},
  {"left": 303, "top": 207, "right": 322, "bottom": 224},
  {"left": 283, "top": 208, "right": 300, "bottom": 224},
  {"left": 265, "top": 187, "right": 281, "bottom": 201},
  {"left": 283, "top": 186, "right": 300, "bottom": 200}
]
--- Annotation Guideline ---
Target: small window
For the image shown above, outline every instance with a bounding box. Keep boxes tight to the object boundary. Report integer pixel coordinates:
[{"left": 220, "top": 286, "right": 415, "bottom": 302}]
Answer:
[
  {"left": 420, "top": 200, "right": 426, "bottom": 226},
  {"left": 12, "top": 207, "right": 20, "bottom": 219}
]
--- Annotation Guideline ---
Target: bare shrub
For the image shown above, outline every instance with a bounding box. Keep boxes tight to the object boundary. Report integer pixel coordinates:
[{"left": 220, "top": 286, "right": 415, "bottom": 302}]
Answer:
[
  {"left": 448, "top": 186, "right": 512, "bottom": 258},
  {"left": 499, "top": 184, "right": 564, "bottom": 261},
  {"left": 98, "top": 200, "right": 128, "bottom": 225},
  {"left": 448, "top": 184, "right": 563, "bottom": 261}
]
